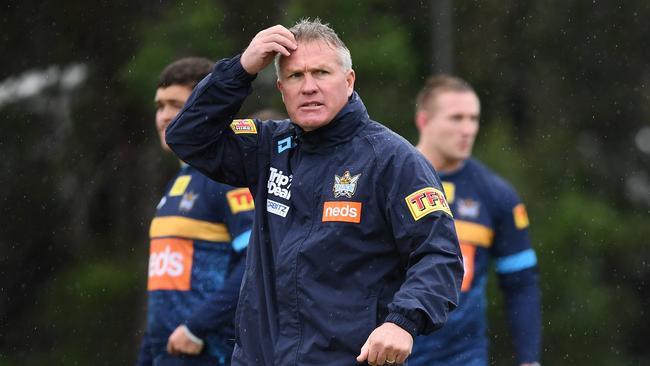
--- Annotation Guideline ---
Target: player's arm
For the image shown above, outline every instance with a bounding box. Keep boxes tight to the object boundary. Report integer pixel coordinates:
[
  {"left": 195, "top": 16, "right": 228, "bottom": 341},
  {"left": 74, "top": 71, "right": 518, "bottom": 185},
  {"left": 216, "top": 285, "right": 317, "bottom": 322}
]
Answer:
[
  {"left": 493, "top": 191, "right": 542, "bottom": 365},
  {"left": 499, "top": 267, "right": 541, "bottom": 365},
  {"left": 167, "top": 250, "right": 248, "bottom": 355},
  {"left": 164, "top": 57, "right": 259, "bottom": 189},
  {"left": 358, "top": 151, "right": 464, "bottom": 365},
  {"left": 167, "top": 188, "right": 254, "bottom": 355},
  {"left": 136, "top": 330, "right": 154, "bottom": 366}
]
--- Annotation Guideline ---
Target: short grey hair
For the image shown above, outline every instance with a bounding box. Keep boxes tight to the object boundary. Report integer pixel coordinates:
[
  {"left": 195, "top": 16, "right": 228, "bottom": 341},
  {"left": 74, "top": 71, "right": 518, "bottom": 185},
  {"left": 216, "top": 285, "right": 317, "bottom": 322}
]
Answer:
[{"left": 274, "top": 18, "right": 353, "bottom": 78}]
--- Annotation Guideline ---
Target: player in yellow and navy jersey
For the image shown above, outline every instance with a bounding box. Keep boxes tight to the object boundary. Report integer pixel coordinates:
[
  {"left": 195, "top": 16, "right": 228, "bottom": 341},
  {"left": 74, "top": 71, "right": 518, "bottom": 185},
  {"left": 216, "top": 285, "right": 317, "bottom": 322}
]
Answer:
[
  {"left": 410, "top": 75, "right": 542, "bottom": 366},
  {"left": 136, "top": 58, "right": 254, "bottom": 366}
]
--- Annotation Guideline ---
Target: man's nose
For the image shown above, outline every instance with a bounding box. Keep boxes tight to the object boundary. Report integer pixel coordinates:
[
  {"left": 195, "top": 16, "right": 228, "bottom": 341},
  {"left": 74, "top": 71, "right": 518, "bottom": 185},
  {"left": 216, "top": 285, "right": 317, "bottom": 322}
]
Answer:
[
  {"left": 160, "top": 106, "right": 177, "bottom": 121},
  {"left": 301, "top": 74, "right": 318, "bottom": 94},
  {"left": 461, "top": 119, "right": 478, "bottom": 134}
]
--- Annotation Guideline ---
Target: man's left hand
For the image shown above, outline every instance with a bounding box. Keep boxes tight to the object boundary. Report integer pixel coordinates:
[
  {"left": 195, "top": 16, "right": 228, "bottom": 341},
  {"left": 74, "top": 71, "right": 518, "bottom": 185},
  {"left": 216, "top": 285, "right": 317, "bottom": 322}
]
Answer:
[
  {"left": 166, "top": 325, "right": 204, "bottom": 355},
  {"left": 356, "top": 322, "right": 413, "bottom": 365}
]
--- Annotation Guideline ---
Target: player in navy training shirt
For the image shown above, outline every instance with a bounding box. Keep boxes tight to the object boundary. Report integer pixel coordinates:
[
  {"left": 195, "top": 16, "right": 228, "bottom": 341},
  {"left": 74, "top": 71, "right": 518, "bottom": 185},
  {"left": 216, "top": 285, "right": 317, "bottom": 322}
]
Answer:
[
  {"left": 137, "top": 57, "right": 254, "bottom": 366},
  {"left": 410, "top": 75, "right": 542, "bottom": 366}
]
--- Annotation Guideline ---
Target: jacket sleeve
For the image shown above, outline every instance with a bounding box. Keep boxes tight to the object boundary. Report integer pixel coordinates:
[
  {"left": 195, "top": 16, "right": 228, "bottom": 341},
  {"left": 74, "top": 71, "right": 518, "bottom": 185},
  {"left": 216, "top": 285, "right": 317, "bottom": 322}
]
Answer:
[
  {"left": 382, "top": 149, "right": 464, "bottom": 337},
  {"left": 165, "top": 55, "right": 260, "bottom": 188}
]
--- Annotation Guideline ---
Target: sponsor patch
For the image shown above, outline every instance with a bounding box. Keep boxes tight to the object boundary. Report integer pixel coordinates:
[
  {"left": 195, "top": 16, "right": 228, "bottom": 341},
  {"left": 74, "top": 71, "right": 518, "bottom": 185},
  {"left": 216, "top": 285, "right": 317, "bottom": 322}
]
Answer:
[
  {"left": 227, "top": 188, "right": 254, "bottom": 213},
  {"left": 322, "top": 201, "right": 362, "bottom": 223},
  {"left": 148, "top": 238, "right": 193, "bottom": 291},
  {"left": 277, "top": 136, "right": 295, "bottom": 153},
  {"left": 267, "top": 199, "right": 290, "bottom": 217},
  {"left": 169, "top": 175, "right": 191, "bottom": 197},
  {"left": 457, "top": 199, "right": 480, "bottom": 219},
  {"left": 230, "top": 119, "right": 257, "bottom": 134},
  {"left": 442, "top": 181, "right": 455, "bottom": 203},
  {"left": 333, "top": 170, "right": 361, "bottom": 198},
  {"left": 405, "top": 187, "right": 453, "bottom": 220},
  {"left": 156, "top": 196, "right": 167, "bottom": 210},
  {"left": 513, "top": 203, "right": 530, "bottom": 229},
  {"left": 179, "top": 191, "right": 198, "bottom": 212},
  {"left": 459, "top": 242, "right": 476, "bottom": 292},
  {"left": 267, "top": 167, "right": 292, "bottom": 200}
]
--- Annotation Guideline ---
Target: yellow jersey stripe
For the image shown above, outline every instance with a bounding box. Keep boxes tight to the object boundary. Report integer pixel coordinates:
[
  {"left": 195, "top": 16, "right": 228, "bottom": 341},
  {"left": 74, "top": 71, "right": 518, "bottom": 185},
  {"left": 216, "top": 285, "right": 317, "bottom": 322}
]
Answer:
[
  {"left": 455, "top": 220, "right": 494, "bottom": 247},
  {"left": 150, "top": 216, "right": 231, "bottom": 242}
]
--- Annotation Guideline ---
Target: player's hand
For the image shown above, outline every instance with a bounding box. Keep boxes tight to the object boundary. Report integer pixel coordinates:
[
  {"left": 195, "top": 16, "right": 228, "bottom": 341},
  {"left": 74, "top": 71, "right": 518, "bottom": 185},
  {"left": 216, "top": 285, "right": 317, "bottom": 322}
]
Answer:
[
  {"left": 240, "top": 25, "right": 298, "bottom": 75},
  {"left": 356, "top": 322, "right": 413, "bottom": 365},
  {"left": 166, "top": 325, "right": 204, "bottom": 355}
]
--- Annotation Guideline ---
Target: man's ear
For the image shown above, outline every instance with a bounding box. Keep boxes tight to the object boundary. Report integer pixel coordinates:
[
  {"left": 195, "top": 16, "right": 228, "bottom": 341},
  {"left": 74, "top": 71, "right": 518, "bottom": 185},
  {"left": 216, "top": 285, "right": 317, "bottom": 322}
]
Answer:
[
  {"left": 276, "top": 79, "right": 285, "bottom": 102},
  {"left": 415, "top": 110, "right": 429, "bottom": 132},
  {"left": 346, "top": 69, "right": 356, "bottom": 97}
]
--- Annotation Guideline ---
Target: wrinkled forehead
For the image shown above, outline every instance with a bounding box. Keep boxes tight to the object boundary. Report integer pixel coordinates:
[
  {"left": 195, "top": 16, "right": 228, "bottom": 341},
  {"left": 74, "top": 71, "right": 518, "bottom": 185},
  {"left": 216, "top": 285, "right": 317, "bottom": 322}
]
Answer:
[{"left": 278, "top": 40, "right": 343, "bottom": 69}]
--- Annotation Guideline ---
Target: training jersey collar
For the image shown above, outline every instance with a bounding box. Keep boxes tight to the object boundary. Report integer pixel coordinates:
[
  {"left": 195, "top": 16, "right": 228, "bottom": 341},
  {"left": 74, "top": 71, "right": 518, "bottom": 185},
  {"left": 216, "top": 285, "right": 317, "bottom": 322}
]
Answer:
[
  {"left": 291, "top": 92, "right": 369, "bottom": 153},
  {"left": 437, "top": 158, "right": 474, "bottom": 179}
]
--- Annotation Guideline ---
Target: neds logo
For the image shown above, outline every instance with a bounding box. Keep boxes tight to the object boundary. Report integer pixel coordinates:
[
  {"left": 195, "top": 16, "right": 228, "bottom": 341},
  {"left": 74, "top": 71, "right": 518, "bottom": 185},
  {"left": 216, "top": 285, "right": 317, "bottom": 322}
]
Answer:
[
  {"left": 149, "top": 245, "right": 184, "bottom": 277},
  {"left": 322, "top": 201, "right": 362, "bottom": 223},
  {"left": 147, "top": 238, "right": 193, "bottom": 291}
]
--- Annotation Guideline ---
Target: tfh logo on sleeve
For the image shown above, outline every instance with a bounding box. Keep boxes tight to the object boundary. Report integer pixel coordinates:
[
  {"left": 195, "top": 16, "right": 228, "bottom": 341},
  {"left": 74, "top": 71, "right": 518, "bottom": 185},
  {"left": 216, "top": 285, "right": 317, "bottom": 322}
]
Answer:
[{"left": 405, "top": 187, "right": 453, "bottom": 220}]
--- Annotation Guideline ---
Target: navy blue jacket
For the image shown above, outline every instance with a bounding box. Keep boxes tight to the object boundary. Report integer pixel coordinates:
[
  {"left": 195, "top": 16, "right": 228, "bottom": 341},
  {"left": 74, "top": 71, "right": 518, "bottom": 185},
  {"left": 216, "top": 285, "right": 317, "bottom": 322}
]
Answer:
[{"left": 166, "top": 55, "right": 464, "bottom": 366}]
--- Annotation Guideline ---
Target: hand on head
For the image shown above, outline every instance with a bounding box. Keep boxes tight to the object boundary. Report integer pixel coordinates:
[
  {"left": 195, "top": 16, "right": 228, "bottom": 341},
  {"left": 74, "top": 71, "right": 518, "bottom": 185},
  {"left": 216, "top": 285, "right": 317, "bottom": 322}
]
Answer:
[{"left": 241, "top": 25, "right": 298, "bottom": 75}]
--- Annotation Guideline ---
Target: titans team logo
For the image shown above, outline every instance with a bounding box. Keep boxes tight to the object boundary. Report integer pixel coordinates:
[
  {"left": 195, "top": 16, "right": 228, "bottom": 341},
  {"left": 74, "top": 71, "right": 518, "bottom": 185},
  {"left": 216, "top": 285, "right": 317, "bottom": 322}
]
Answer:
[
  {"left": 179, "top": 191, "right": 199, "bottom": 212},
  {"left": 457, "top": 199, "right": 480, "bottom": 219},
  {"left": 333, "top": 170, "right": 361, "bottom": 198}
]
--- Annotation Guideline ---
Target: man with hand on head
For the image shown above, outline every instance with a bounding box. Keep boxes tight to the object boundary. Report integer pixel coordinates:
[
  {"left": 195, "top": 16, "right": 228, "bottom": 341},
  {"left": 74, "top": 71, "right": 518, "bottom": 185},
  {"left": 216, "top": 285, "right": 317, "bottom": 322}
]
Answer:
[
  {"left": 166, "top": 19, "right": 464, "bottom": 366},
  {"left": 137, "top": 57, "right": 254, "bottom": 366},
  {"left": 409, "top": 75, "right": 542, "bottom": 366}
]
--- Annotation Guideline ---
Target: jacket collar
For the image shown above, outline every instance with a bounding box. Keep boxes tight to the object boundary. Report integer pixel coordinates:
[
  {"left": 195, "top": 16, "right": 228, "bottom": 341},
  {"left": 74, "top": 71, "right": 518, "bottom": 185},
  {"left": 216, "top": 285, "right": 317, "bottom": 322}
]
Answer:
[{"left": 291, "top": 92, "right": 369, "bottom": 153}]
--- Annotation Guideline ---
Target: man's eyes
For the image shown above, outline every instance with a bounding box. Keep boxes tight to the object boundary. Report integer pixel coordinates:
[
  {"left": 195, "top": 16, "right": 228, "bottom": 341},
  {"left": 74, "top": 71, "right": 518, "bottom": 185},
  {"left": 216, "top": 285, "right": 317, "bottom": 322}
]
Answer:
[
  {"left": 286, "top": 70, "right": 329, "bottom": 79},
  {"left": 155, "top": 102, "right": 184, "bottom": 110}
]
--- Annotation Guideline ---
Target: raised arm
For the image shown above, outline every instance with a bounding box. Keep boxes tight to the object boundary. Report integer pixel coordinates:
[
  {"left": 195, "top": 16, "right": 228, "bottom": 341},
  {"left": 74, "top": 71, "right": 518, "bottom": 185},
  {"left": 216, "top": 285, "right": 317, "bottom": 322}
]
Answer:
[{"left": 165, "top": 25, "right": 296, "bottom": 187}]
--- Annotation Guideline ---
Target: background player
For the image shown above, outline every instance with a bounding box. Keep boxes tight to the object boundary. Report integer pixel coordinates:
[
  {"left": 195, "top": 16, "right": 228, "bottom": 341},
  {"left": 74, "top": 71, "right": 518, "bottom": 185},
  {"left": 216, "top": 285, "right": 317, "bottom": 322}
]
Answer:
[
  {"left": 137, "top": 57, "right": 254, "bottom": 366},
  {"left": 410, "top": 75, "right": 541, "bottom": 366}
]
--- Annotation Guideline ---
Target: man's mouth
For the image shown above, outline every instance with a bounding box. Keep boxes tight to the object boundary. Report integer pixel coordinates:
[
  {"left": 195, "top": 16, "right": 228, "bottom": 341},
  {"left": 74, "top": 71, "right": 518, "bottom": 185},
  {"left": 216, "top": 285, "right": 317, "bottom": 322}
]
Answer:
[{"left": 300, "top": 101, "right": 324, "bottom": 108}]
